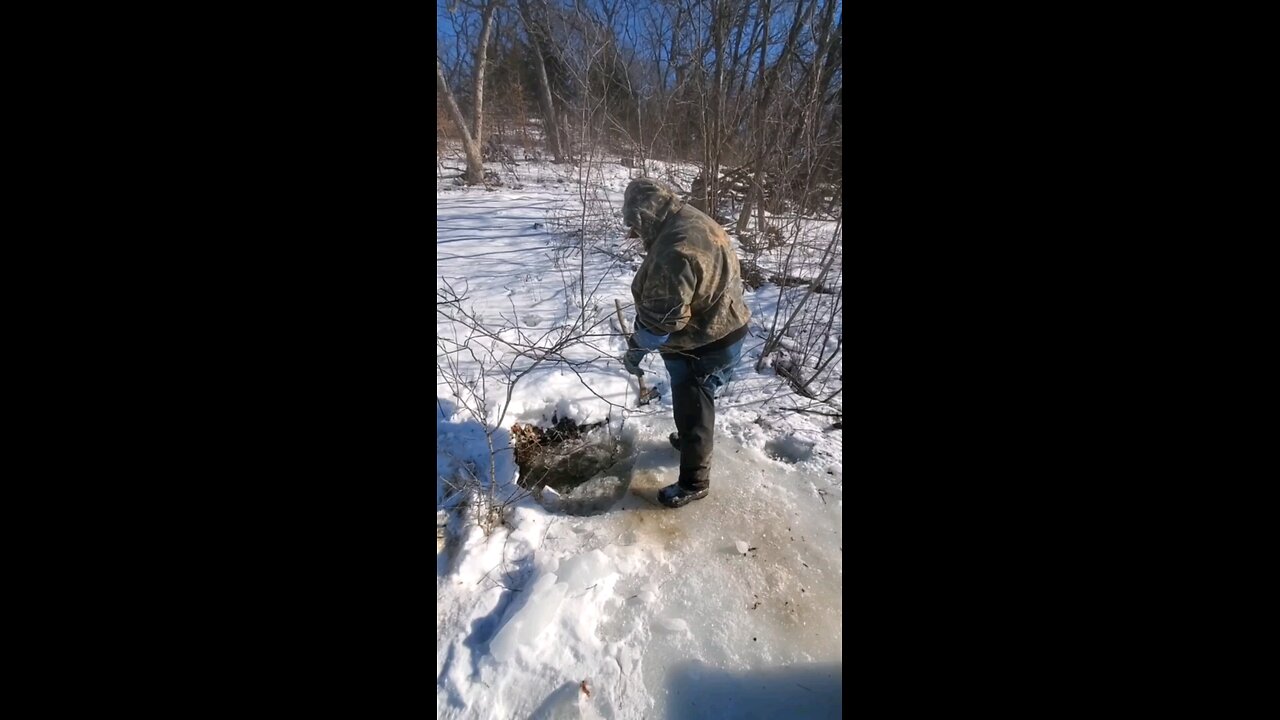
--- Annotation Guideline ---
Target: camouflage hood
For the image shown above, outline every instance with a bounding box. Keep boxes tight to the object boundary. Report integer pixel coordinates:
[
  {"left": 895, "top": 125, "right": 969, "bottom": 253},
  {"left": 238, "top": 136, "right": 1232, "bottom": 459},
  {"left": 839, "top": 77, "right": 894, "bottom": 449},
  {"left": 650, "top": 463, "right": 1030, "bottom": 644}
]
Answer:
[{"left": 623, "top": 177, "right": 686, "bottom": 250}]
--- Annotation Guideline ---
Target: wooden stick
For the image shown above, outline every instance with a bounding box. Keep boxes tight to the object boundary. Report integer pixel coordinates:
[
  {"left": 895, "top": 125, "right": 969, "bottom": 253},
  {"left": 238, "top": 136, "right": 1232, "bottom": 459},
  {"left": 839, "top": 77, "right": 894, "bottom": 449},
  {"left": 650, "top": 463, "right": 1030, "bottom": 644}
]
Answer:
[{"left": 614, "top": 299, "right": 652, "bottom": 406}]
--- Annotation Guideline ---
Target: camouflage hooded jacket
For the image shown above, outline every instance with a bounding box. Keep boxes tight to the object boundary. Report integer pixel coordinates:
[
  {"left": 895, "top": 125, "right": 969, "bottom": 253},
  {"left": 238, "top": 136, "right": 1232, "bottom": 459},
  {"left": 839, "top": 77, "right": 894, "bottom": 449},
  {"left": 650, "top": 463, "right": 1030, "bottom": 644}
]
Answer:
[{"left": 623, "top": 177, "right": 751, "bottom": 353}]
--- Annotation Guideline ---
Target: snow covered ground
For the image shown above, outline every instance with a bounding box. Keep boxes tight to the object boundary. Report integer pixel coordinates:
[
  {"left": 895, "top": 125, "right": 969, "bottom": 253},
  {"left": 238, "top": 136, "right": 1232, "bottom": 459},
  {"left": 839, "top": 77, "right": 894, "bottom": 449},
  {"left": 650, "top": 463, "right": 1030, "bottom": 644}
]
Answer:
[{"left": 437, "top": 154, "right": 843, "bottom": 719}]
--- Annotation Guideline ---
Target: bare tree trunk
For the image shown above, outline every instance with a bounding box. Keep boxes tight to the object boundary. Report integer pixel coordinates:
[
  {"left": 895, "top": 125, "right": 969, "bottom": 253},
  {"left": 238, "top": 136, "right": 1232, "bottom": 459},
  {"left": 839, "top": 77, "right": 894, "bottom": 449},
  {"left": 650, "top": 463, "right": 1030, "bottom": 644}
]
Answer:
[
  {"left": 736, "top": 174, "right": 760, "bottom": 232},
  {"left": 735, "top": 0, "right": 771, "bottom": 232},
  {"left": 757, "top": 175, "right": 767, "bottom": 229},
  {"left": 516, "top": 0, "right": 565, "bottom": 162},
  {"left": 734, "top": 0, "right": 814, "bottom": 224},
  {"left": 470, "top": 2, "right": 498, "bottom": 155},
  {"left": 436, "top": 58, "right": 486, "bottom": 185},
  {"left": 531, "top": 45, "right": 565, "bottom": 162},
  {"left": 435, "top": 1, "right": 497, "bottom": 185},
  {"left": 707, "top": 0, "right": 727, "bottom": 219}
]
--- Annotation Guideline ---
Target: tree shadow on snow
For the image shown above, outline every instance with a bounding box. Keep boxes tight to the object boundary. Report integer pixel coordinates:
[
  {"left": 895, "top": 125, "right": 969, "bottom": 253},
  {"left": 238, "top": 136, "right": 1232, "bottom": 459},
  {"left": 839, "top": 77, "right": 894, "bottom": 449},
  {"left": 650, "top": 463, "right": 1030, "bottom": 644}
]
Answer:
[
  {"left": 436, "top": 540, "right": 535, "bottom": 697},
  {"left": 461, "top": 553, "right": 534, "bottom": 680},
  {"left": 665, "top": 661, "right": 841, "bottom": 720}
]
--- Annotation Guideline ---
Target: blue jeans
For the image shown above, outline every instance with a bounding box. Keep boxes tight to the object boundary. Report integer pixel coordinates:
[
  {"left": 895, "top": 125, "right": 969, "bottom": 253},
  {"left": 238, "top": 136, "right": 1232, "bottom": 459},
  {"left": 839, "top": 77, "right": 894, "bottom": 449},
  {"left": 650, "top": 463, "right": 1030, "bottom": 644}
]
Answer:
[{"left": 660, "top": 336, "right": 745, "bottom": 490}]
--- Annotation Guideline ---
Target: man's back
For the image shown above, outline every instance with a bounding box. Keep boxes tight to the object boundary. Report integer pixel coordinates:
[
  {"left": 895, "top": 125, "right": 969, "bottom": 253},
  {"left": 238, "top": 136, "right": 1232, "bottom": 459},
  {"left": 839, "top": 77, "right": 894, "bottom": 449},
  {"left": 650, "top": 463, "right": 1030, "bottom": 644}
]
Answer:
[{"left": 626, "top": 178, "right": 750, "bottom": 352}]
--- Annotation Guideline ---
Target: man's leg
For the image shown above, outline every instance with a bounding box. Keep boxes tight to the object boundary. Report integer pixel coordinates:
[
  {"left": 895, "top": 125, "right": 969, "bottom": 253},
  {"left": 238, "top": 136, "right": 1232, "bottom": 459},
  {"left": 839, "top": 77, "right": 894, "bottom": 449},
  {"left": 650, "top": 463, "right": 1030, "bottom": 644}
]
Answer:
[
  {"left": 663, "top": 354, "right": 709, "bottom": 490},
  {"left": 674, "top": 374, "right": 715, "bottom": 492},
  {"left": 665, "top": 338, "right": 745, "bottom": 491}
]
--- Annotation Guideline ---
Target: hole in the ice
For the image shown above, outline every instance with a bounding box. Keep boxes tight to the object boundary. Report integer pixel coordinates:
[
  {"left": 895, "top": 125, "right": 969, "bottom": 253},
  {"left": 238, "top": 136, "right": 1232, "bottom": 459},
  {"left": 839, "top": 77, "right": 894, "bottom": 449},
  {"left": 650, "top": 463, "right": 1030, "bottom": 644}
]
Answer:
[
  {"left": 512, "top": 415, "right": 633, "bottom": 516},
  {"left": 764, "top": 436, "right": 815, "bottom": 463}
]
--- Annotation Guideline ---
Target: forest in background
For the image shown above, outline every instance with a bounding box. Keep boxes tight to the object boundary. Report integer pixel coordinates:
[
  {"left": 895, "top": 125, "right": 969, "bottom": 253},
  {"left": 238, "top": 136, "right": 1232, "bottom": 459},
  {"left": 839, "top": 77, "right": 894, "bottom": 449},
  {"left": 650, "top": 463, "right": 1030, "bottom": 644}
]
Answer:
[{"left": 437, "top": 0, "right": 842, "bottom": 223}]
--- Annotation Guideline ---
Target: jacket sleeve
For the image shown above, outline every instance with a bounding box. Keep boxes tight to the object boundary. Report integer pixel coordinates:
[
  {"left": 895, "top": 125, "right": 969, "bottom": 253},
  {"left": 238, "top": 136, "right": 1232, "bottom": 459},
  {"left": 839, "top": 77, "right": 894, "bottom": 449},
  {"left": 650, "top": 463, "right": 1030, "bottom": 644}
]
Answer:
[
  {"left": 632, "top": 322, "right": 669, "bottom": 349},
  {"left": 635, "top": 250, "right": 695, "bottom": 336}
]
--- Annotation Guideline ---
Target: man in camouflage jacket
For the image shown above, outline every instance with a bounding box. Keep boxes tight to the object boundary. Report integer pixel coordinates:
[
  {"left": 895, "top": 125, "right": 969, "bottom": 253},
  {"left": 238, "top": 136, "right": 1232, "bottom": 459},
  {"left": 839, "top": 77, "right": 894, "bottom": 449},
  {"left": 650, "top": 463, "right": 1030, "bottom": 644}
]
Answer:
[{"left": 621, "top": 177, "right": 751, "bottom": 508}]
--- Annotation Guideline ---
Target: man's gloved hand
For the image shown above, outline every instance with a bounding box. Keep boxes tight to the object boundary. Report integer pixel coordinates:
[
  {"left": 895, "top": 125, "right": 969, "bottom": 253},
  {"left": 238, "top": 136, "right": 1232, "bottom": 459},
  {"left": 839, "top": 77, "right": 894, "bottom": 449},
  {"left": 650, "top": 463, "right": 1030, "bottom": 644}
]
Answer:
[{"left": 622, "top": 334, "right": 646, "bottom": 376}]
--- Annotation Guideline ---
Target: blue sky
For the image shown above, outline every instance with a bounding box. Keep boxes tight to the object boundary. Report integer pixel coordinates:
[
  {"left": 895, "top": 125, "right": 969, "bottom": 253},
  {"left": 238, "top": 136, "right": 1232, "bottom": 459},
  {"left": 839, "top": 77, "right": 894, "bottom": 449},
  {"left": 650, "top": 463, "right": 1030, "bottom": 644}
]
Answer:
[{"left": 437, "top": 0, "right": 841, "bottom": 85}]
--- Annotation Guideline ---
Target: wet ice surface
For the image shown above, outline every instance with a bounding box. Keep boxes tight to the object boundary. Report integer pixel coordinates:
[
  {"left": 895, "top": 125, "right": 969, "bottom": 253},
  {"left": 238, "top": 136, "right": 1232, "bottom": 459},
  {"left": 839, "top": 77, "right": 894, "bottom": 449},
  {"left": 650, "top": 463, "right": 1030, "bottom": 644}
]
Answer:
[
  {"left": 437, "top": 416, "right": 842, "bottom": 719},
  {"left": 610, "top": 424, "right": 843, "bottom": 718}
]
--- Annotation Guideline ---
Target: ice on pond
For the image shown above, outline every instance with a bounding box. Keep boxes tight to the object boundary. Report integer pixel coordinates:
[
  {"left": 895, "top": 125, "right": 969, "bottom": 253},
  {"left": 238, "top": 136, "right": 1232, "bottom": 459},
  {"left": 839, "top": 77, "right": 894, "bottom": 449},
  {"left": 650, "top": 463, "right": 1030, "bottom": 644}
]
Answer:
[{"left": 553, "top": 474, "right": 628, "bottom": 515}]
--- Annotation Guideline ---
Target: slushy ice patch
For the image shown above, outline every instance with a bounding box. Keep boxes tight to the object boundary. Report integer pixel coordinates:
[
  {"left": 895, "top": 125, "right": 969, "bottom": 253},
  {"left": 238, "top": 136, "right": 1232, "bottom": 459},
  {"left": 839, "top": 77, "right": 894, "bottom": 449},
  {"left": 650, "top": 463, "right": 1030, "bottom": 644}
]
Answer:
[{"left": 512, "top": 415, "right": 633, "bottom": 515}]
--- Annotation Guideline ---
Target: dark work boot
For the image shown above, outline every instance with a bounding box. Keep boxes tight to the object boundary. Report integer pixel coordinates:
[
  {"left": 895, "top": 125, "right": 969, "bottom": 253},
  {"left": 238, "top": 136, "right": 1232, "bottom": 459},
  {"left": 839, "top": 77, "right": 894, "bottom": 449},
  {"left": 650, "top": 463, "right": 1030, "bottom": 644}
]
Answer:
[{"left": 658, "top": 482, "right": 708, "bottom": 508}]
